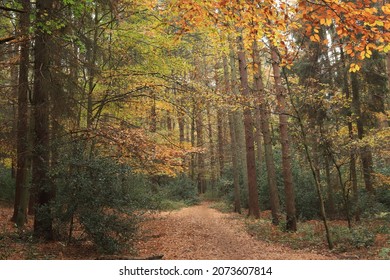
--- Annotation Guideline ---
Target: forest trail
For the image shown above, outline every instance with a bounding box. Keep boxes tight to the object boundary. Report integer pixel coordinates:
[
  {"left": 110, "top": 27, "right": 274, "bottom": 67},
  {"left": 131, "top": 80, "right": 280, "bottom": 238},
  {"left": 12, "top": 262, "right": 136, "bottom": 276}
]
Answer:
[{"left": 137, "top": 202, "right": 336, "bottom": 260}]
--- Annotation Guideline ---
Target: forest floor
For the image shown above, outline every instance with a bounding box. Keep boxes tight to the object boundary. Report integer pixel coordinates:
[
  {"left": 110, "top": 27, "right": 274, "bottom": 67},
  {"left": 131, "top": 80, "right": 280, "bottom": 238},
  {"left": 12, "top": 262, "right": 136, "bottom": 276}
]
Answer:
[
  {"left": 136, "top": 202, "right": 335, "bottom": 259},
  {"left": 1, "top": 200, "right": 389, "bottom": 259}
]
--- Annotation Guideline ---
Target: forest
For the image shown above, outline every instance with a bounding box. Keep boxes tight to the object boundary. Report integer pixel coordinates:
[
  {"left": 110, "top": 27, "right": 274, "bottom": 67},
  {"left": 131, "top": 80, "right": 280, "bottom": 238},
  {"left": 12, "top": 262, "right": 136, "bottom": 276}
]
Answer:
[{"left": 0, "top": 0, "right": 389, "bottom": 260}]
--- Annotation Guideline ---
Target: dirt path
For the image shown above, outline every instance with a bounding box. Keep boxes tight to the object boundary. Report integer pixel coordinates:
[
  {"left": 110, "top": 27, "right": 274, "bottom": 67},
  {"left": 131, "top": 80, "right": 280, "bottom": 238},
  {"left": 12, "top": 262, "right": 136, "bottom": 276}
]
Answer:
[{"left": 137, "top": 202, "right": 336, "bottom": 260}]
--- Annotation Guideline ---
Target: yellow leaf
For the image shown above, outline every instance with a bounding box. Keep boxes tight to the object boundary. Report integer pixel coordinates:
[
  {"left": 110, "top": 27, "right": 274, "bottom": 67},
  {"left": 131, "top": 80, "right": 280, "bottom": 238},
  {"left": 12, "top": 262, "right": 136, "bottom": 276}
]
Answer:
[
  {"left": 349, "top": 63, "right": 360, "bottom": 72},
  {"left": 382, "top": 4, "right": 390, "bottom": 15},
  {"left": 375, "top": 20, "right": 384, "bottom": 26}
]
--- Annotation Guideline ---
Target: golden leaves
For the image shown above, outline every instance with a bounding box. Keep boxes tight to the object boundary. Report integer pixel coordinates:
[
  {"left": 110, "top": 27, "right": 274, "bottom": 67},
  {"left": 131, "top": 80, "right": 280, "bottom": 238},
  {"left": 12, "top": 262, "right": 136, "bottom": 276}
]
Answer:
[
  {"left": 310, "top": 33, "right": 320, "bottom": 43},
  {"left": 382, "top": 4, "right": 390, "bottom": 15},
  {"left": 319, "top": 18, "right": 332, "bottom": 26},
  {"left": 349, "top": 63, "right": 361, "bottom": 73}
]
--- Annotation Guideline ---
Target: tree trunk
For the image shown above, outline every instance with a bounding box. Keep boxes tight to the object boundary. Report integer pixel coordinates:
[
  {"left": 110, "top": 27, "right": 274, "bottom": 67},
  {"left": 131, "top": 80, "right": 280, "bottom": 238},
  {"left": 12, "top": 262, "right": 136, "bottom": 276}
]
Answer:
[
  {"left": 253, "top": 41, "right": 281, "bottom": 224},
  {"left": 196, "top": 103, "right": 206, "bottom": 194},
  {"left": 150, "top": 94, "right": 157, "bottom": 132},
  {"left": 32, "top": 0, "right": 54, "bottom": 240},
  {"left": 217, "top": 109, "right": 224, "bottom": 177},
  {"left": 229, "top": 113, "right": 242, "bottom": 213},
  {"left": 178, "top": 107, "right": 185, "bottom": 144},
  {"left": 351, "top": 73, "right": 375, "bottom": 195},
  {"left": 13, "top": 0, "right": 31, "bottom": 227},
  {"left": 229, "top": 44, "right": 248, "bottom": 200},
  {"left": 190, "top": 102, "right": 195, "bottom": 180},
  {"left": 338, "top": 47, "right": 353, "bottom": 226},
  {"left": 270, "top": 47, "right": 295, "bottom": 230},
  {"left": 324, "top": 155, "right": 336, "bottom": 219},
  {"left": 223, "top": 55, "right": 241, "bottom": 212},
  {"left": 207, "top": 105, "right": 216, "bottom": 194},
  {"left": 237, "top": 35, "right": 260, "bottom": 219},
  {"left": 86, "top": 4, "right": 99, "bottom": 129}
]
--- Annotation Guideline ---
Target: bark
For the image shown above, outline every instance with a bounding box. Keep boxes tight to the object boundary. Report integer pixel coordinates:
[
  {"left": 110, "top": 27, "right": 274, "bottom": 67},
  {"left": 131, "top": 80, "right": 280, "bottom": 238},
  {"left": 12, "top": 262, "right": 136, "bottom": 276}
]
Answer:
[
  {"left": 387, "top": 50, "right": 390, "bottom": 93},
  {"left": 253, "top": 41, "right": 281, "bottom": 224},
  {"left": 32, "top": 0, "right": 54, "bottom": 240},
  {"left": 207, "top": 105, "right": 216, "bottom": 194},
  {"left": 271, "top": 48, "right": 295, "bottom": 229},
  {"left": 13, "top": 0, "right": 31, "bottom": 227},
  {"left": 339, "top": 47, "right": 354, "bottom": 227},
  {"left": 229, "top": 113, "right": 241, "bottom": 213},
  {"left": 190, "top": 103, "right": 195, "bottom": 180},
  {"left": 254, "top": 108, "right": 263, "bottom": 169},
  {"left": 223, "top": 55, "right": 241, "bottom": 212},
  {"left": 196, "top": 104, "right": 206, "bottom": 194},
  {"left": 217, "top": 109, "right": 224, "bottom": 177},
  {"left": 324, "top": 155, "right": 336, "bottom": 219},
  {"left": 229, "top": 44, "right": 248, "bottom": 196},
  {"left": 178, "top": 108, "right": 185, "bottom": 143},
  {"left": 351, "top": 73, "right": 375, "bottom": 195},
  {"left": 150, "top": 94, "right": 157, "bottom": 132},
  {"left": 237, "top": 35, "right": 260, "bottom": 219},
  {"left": 86, "top": 4, "right": 99, "bottom": 129}
]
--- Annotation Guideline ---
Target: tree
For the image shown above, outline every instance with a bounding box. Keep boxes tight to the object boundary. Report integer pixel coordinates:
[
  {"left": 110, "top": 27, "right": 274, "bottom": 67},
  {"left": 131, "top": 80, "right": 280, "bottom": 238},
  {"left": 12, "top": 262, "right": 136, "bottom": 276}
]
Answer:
[{"left": 13, "top": 0, "right": 30, "bottom": 227}]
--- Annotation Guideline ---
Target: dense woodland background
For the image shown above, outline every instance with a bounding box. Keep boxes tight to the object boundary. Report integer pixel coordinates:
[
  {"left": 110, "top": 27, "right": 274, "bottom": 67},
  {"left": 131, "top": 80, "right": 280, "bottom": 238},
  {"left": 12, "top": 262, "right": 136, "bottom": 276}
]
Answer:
[{"left": 0, "top": 0, "right": 389, "bottom": 258}]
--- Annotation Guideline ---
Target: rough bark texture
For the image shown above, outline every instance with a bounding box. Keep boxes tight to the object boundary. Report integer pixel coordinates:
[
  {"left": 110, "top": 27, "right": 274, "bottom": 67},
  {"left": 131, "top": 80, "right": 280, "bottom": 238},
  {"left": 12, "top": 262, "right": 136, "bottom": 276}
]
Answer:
[
  {"left": 217, "top": 109, "right": 224, "bottom": 177},
  {"left": 13, "top": 0, "right": 30, "bottom": 227},
  {"left": 351, "top": 73, "right": 374, "bottom": 195},
  {"left": 271, "top": 48, "right": 295, "bottom": 230},
  {"left": 32, "top": 0, "right": 54, "bottom": 240},
  {"left": 237, "top": 36, "right": 259, "bottom": 219},
  {"left": 207, "top": 105, "right": 216, "bottom": 193},
  {"left": 196, "top": 103, "right": 206, "bottom": 194},
  {"left": 223, "top": 55, "right": 241, "bottom": 213},
  {"left": 229, "top": 45, "right": 248, "bottom": 199},
  {"left": 253, "top": 41, "right": 280, "bottom": 223}
]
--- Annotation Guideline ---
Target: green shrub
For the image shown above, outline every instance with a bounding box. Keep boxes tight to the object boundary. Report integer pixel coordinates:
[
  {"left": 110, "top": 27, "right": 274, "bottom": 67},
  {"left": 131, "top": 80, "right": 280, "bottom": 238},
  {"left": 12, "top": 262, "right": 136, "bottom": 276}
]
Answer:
[
  {"left": 331, "top": 225, "right": 375, "bottom": 249},
  {"left": 51, "top": 143, "right": 151, "bottom": 253},
  {"left": 160, "top": 174, "right": 199, "bottom": 206},
  {"left": 378, "top": 247, "right": 390, "bottom": 260},
  {"left": 0, "top": 166, "right": 15, "bottom": 202}
]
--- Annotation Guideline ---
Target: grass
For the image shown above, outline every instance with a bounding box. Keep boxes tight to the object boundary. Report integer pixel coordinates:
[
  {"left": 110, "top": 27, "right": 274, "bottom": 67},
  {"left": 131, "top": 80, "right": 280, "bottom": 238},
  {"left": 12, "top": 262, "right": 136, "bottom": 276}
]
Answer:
[
  {"left": 158, "top": 199, "right": 189, "bottom": 211},
  {"left": 209, "top": 201, "right": 233, "bottom": 213}
]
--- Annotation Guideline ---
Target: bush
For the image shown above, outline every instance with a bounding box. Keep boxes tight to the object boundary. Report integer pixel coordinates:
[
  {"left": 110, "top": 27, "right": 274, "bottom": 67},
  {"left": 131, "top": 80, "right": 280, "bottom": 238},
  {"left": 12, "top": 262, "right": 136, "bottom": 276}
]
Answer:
[
  {"left": 331, "top": 225, "right": 375, "bottom": 249},
  {"left": 159, "top": 174, "right": 199, "bottom": 206},
  {"left": 52, "top": 143, "right": 154, "bottom": 253},
  {"left": 0, "top": 165, "right": 15, "bottom": 202}
]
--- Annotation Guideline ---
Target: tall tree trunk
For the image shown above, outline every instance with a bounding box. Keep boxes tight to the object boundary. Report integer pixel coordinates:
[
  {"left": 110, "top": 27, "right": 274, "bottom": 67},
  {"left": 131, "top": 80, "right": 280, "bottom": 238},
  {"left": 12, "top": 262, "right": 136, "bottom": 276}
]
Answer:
[
  {"left": 237, "top": 35, "right": 259, "bottom": 219},
  {"left": 351, "top": 73, "right": 375, "bottom": 195},
  {"left": 223, "top": 55, "right": 241, "bottom": 212},
  {"left": 253, "top": 41, "right": 281, "bottom": 224},
  {"left": 325, "top": 155, "right": 336, "bottom": 219},
  {"left": 190, "top": 102, "right": 195, "bottom": 180},
  {"left": 196, "top": 103, "right": 206, "bottom": 194},
  {"left": 229, "top": 113, "right": 242, "bottom": 213},
  {"left": 254, "top": 108, "right": 263, "bottom": 169},
  {"left": 207, "top": 105, "right": 216, "bottom": 195},
  {"left": 178, "top": 108, "right": 185, "bottom": 144},
  {"left": 229, "top": 44, "right": 248, "bottom": 200},
  {"left": 339, "top": 47, "right": 355, "bottom": 226},
  {"left": 13, "top": 0, "right": 31, "bottom": 227},
  {"left": 270, "top": 47, "right": 295, "bottom": 230},
  {"left": 217, "top": 109, "right": 224, "bottom": 177},
  {"left": 32, "top": 0, "right": 54, "bottom": 240},
  {"left": 387, "top": 42, "right": 390, "bottom": 92},
  {"left": 150, "top": 93, "right": 157, "bottom": 132}
]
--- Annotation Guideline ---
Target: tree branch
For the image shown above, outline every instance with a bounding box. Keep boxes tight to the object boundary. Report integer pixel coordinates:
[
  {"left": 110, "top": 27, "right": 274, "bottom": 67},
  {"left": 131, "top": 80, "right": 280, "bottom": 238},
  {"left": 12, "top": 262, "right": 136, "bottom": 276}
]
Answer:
[{"left": 0, "top": 6, "right": 26, "bottom": 13}]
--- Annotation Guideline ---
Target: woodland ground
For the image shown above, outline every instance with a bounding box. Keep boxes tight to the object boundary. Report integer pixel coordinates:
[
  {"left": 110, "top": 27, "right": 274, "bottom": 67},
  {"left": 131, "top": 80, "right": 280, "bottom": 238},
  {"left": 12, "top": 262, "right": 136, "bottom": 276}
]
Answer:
[{"left": 0, "top": 200, "right": 389, "bottom": 259}]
